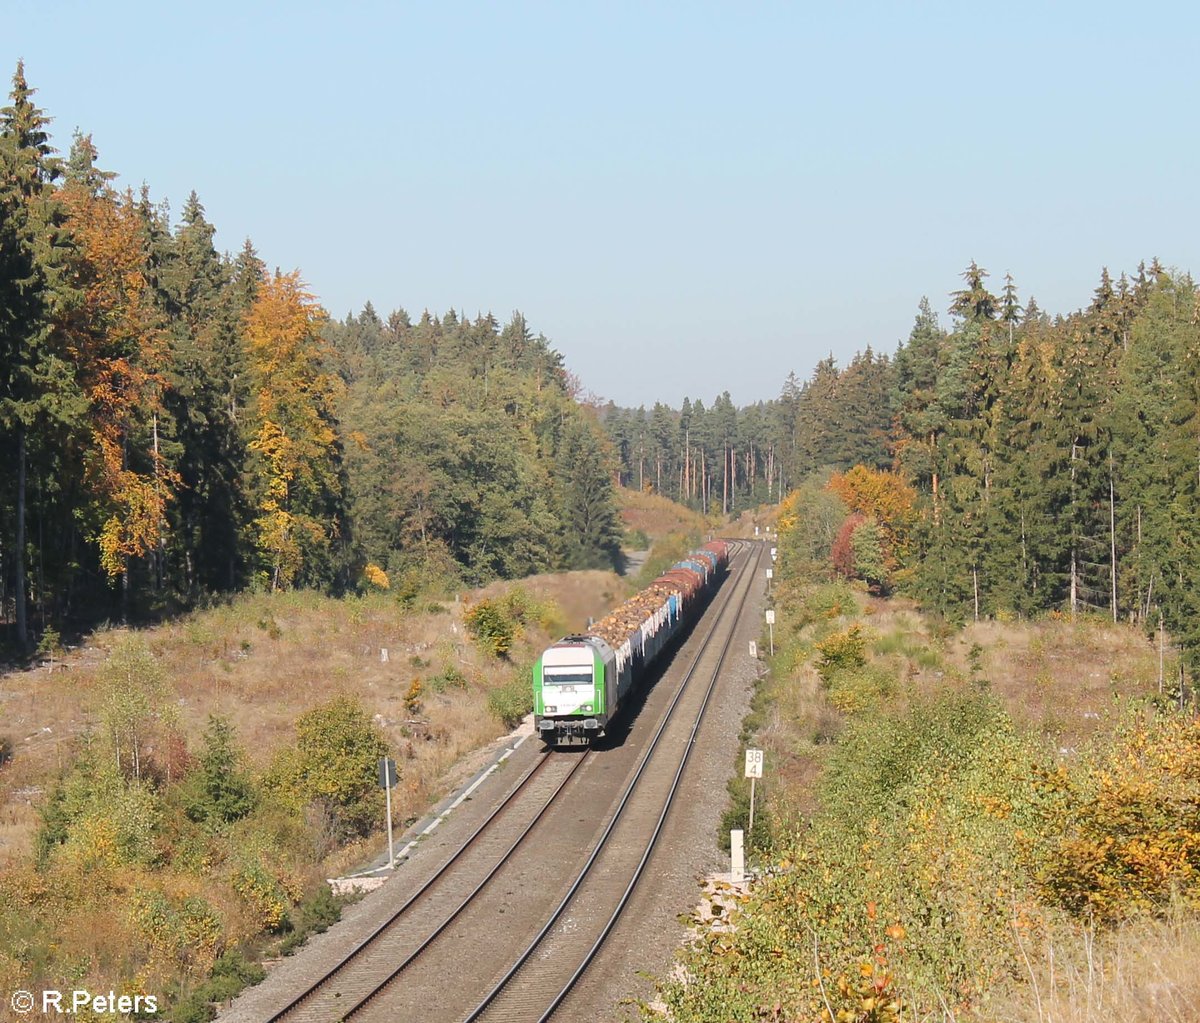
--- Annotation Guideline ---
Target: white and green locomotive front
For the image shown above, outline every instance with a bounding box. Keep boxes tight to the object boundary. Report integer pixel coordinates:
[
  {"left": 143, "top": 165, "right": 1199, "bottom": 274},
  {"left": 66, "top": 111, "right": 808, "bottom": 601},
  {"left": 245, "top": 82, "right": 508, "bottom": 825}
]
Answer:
[{"left": 533, "top": 635, "right": 633, "bottom": 745}]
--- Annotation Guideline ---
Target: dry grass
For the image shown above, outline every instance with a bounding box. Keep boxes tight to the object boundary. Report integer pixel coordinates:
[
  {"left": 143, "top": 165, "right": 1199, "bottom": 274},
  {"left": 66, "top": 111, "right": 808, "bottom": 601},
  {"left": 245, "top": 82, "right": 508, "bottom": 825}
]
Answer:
[
  {"left": 997, "top": 912, "right": 1200, "bottom": 1023},
  {"left": 857, "top": 599, "right": 1163, "bottom": 747},
  {"left": 0, "top": 570, "right": 624, "bottom": 871},
  {"left": 757, "top": 592, "right": 1193, "bottom": 1019},
  {"left": 617, "top": 486, "right": 707, "bottom": 541}
]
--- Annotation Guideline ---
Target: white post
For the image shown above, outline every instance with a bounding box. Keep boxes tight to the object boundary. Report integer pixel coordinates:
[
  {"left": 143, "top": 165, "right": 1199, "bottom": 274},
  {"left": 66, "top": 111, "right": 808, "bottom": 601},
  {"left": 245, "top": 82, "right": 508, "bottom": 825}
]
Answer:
[
  {"left": 769, "top": 621, "right": 774, "bottom": 656},
  {"left": 744, "top": 748, "right": 763, "bottom": 854},
  {"left": 385, "top": 774, "right": 395, "bottom": 868},
  {"left": 748, "top": 776, "right": 756, "bottom": 838},
  {"left": 730, "top": 828, "right": 744, "bottom": 884}
]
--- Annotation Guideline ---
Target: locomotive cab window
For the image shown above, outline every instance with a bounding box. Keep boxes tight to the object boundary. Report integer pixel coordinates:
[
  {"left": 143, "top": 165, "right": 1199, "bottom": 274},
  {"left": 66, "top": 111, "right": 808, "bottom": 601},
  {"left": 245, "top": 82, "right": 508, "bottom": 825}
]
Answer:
[{"left": 543, "top": 670, "right": 593, "bottom": 685}]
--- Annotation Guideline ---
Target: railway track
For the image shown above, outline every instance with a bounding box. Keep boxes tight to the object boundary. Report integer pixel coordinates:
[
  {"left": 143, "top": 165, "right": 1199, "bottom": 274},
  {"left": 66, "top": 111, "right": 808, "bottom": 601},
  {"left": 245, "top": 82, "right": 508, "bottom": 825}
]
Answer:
[
  {"left": 460, "top": 539, "right": 762, "bottom": 1023},
  {"left": 242, "top": 539, "right": 761, "bottom": 1023},
  {"left": 265, "top": 750, "right": 591, "bottom": 1023}
]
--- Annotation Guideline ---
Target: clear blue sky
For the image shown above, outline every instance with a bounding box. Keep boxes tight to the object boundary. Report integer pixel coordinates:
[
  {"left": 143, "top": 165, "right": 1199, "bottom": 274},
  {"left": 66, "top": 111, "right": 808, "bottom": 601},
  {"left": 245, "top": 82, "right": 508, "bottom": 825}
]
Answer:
[{"left": 6, "top": 1, "right": 1197, "bottom": 407}]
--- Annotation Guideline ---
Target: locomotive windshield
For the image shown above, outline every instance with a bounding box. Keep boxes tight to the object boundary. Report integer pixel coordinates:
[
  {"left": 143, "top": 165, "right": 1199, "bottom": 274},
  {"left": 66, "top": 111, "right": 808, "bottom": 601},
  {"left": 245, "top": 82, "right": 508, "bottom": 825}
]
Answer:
[{"left": 543, "top": 669, "right": 593, "bottom": 685}]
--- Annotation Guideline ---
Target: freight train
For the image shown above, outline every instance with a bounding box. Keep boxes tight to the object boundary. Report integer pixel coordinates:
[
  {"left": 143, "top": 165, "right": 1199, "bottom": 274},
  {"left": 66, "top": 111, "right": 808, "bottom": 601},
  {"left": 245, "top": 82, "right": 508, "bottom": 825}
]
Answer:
[{"left": 532, "top": 541, "right": 731, "bottom": 746}]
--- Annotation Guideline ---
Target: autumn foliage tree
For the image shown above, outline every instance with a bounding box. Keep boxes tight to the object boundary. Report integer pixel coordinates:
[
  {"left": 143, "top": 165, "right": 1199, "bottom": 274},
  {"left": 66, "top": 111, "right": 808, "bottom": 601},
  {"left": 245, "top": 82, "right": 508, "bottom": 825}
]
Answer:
[
  {"left": 60, "top": 141, "right": 179, "bottom": 584},
  {"left": 243, "top": 271, "right": 345, "bottom": 590},
  {"left": 826, "top": 467, "right": 916, "bottom": 588}
]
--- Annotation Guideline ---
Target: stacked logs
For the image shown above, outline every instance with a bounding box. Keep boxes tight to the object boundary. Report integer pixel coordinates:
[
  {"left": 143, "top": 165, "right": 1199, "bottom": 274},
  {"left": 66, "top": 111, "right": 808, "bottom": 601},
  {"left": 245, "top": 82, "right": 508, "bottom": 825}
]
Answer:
[
  {"left": 587, "top": 581, "right": 680, "bottom": 649},
  {"left": 586, "top": 543, "right": 728, "bottom": 651}
]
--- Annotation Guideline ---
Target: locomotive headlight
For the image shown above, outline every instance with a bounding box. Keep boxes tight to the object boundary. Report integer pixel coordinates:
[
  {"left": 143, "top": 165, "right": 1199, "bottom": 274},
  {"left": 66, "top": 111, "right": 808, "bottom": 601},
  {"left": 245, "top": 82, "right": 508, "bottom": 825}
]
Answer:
[
  {"left": 581, "top": 704, "right": 592, "bottom": 712},
  {"left": 545, "top": 706, "right": 557, "bottom": 714}
]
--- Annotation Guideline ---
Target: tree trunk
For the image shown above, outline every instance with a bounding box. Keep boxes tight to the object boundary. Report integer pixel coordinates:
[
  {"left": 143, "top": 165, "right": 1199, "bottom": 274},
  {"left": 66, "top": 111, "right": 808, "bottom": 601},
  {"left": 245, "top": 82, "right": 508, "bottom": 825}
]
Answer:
[
  {"left": 1070, "top": 440, "right": 1079, "bottom": 617},
  {"left": 722, "top": 442, "right": 728, "bottom": 515},
  {"left": 686, "top": 427, "right": 696, "bottom": 499},
  {"left": 1109, "top": 450, "right": 1118, "bottom": 623},
  {"left": 15, "top": 427, "right": 28, "bottom": 651}
]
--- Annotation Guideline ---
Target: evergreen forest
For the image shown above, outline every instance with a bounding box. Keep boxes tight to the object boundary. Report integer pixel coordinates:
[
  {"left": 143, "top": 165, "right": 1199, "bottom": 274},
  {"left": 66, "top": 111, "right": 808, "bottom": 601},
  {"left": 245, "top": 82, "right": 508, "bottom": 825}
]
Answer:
[
  {"left": 0, "top": 64, "right": 623, "bottom": 655},
  {"left": 605, "top": 261, "right": 1200, "bottom": 674},
  {"left": 4, "top": 58, "right": 1199, "bottom": 678}
]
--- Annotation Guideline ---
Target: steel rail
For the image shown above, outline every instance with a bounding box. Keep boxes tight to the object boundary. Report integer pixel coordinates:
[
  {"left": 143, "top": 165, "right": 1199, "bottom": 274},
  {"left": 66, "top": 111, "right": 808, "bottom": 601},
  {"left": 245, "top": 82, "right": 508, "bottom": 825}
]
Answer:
[
  {"left": 268, "top": 539, "right": 752, "bottom": 1023},
  {"left": 536, "top": 540, "right": 763, "bottom": 1021},
  {"left": 330, "top": 748, "right": 591, "bottom": 1019},
  {"left": 264, "top": 747, "right": 577, "bottom": 1022},
  {"left": 460, "top": 540, "right": 760, "bottom": 1022}
]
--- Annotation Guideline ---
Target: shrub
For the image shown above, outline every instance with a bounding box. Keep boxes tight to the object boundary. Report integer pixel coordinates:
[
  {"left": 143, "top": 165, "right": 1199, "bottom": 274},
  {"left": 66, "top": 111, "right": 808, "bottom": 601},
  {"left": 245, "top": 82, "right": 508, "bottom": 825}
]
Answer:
[
  {"left": 170, "top": 949, "right": 266, "bottom": 1023},
  {"left": 363, "top": 562, "right": 390, "bottom": 590},
  {"left": 488, "top": 674, "right": 533, "bottom": 728},
  {"left": 1033, "top": 713, "right": 1200, "bottom": 922},
  {"left": 264, "top": 696, "right": 389, "bottom": 841},
  {"left": 428, "top": 665, "right": 469, "bottom": 693},
  {"left": 183, "top": 717, "right": 257, "bottom": 830},
  {"left": 278, "top": 884, "right": 346, "bottom": 956},
  {"left": 404, "top": 678, "right": 423, "bottom": 715},
  {"left": 464, "top": 599, "right": 516, "bottom": 657},
  {"left": 814, "top": 624, "right": 867, "bottom": 683},
  {"left": 464, "top": 587, "right": 551, "bottom": 659},
  {"left": 826, "top": 663, "right": 896, "bottom": 713}
]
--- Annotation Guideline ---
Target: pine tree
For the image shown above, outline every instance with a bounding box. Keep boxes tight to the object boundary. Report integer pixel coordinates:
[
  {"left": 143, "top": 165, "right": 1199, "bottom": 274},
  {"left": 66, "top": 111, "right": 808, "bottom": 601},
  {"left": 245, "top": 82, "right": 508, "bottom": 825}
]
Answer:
[
  {"left": 893, "top": 297, "right": 947, "bottom": 496},
  {"left": 555, "top": 415, "right": 623, "bottom": 570}
]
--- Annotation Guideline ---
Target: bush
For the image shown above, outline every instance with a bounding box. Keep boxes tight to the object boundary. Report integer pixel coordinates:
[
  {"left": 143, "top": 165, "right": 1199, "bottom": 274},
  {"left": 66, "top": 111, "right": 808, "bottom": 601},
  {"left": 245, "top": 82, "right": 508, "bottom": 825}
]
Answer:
[
  {"left": 663, "top": 691, "right": 1040, "bottom": 1018},
  {"left": 464, "top": 587, "right": 551, "bottom": 659},
  {"left": 814, "top": 624, "right": 867, "bottom": 683},
  {"left": 488, "top": 674, "right": 533, "bottom": 728},
  {"left": 428, "top": 665, "right": 469, "bottom": 693},
  {"left": 404, "top": 678, "right": 423, "bottom": 715},
  {"left": 465, "top": 600, "right": 516, "bottom": 657},
  {"left": 1033, "top": 713, "right": 1200, "bottom": 922},
  {"left": 278, "top": 884, "right": 347, "bottom": 956},
  {"left": 826, "top": 663, "right": 896, "bottom": 713},
  {"left": 183, "top": 717, "right": 257, "bottom": 830},
  {"left": 170, "top": 949, "right": 266, "bottom": 1023},
  {"left": 264, "top": 696, "right": 389, "bottom": 840}
]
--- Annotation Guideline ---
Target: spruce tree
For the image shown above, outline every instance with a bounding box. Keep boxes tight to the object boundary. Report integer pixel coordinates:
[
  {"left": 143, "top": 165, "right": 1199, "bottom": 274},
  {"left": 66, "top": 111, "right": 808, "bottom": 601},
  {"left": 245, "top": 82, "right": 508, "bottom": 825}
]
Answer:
[{"left": 0, "top": 62, "right": 78, "bottom": 649}]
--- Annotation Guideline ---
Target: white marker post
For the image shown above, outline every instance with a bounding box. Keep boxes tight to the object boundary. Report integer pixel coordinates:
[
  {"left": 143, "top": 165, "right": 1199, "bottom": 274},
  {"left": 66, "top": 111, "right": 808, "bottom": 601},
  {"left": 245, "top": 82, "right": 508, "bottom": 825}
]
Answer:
[
  {"left": 765, "top": 567, "right": 773, "bottom": 594},
  {"left": 744, "top": 748, "right": 763, "bottom": 845},
  {"left": 379, "top": 757, "right": 398, "bottom": 868},
  {"left": 765, "top": 608, "right": 775, "bottom": 656}
]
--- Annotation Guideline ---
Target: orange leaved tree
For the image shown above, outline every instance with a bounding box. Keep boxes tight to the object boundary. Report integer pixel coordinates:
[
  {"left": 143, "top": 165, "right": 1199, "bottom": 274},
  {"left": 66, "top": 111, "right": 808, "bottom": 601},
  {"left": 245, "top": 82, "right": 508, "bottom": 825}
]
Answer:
[
  {"left": 826, "top": 466, "right": 917, "bottom": 570},
  {"left": 60, "top": 157, "right": 179, "bottom": 587}
]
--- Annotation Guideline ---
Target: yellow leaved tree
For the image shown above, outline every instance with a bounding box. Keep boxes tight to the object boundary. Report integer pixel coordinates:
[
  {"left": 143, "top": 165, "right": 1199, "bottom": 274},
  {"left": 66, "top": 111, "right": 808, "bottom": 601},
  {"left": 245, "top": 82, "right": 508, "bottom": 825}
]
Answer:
[{"left": 243, "top": 272, "right": 344, "bottom": 590}]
